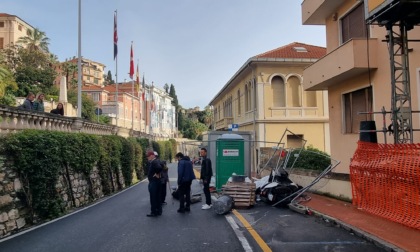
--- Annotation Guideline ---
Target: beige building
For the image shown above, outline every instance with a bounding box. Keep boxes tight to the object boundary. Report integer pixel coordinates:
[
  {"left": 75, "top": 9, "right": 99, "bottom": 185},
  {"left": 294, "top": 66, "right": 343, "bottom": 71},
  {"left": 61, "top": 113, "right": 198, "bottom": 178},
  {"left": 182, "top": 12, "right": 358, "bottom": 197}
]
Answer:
[
  {"left": 82, "top": 82, "right": 176, "bottom": 138},
  {"left": 0, "top": 13, "right": 34, "bottom": 50},
  {"left": 54, "top": 58, "right": 106, "bottom": 88},
  {"left": 210, "top": 42, "right": 329, "bottom": 176},
  {"left": 301, "top": 1, "right": 420, "bottom": 180}
]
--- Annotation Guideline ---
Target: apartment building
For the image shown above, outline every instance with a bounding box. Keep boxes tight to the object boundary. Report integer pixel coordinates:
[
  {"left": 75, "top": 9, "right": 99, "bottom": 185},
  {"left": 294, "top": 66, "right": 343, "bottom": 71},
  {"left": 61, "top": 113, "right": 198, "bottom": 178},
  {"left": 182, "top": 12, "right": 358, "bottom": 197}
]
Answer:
[
  {"left": 54, "top": 57, "right": 106, "bottom": 88},
  {"left": 0, "top": 13, "right": 34, "bottom": 50},
  {"left": 209, "top": 42, "right": 329, "bottom": 176},
  {"left": 82, "top": 82, "right": 176, "bottom": 137},
  {"left": 301, "top": 0, "right": 420, "bottom": 177}
]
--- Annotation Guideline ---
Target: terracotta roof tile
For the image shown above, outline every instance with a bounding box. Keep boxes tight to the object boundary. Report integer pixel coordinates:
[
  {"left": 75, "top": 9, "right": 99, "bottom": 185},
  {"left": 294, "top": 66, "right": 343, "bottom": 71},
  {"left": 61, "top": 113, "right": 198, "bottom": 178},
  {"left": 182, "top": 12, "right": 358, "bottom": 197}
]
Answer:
[
  {"left": 81, "top": 86, "right": 103, "bottom": 91},
  {"left": 254, "top": 42, "right": 326, "bottom": 59}
]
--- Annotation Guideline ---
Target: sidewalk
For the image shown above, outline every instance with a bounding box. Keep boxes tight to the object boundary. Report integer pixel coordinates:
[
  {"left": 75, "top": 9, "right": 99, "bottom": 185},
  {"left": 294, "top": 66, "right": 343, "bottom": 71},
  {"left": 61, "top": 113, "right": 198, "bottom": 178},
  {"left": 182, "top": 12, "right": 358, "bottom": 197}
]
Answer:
[{"left": 298, "top": 193, "right": 420, "bottom": 252}]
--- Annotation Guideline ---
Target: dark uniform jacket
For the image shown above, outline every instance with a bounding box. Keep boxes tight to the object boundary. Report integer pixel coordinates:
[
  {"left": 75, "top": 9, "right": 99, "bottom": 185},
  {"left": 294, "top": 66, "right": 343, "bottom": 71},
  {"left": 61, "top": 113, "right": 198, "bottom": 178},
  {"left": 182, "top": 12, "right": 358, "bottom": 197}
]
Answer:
[
  {"left": 200, "top": 157, "right": 212, "bottom": 182},
  {"left": 147, "top": 158, "right": 162, "bottom": 182}
]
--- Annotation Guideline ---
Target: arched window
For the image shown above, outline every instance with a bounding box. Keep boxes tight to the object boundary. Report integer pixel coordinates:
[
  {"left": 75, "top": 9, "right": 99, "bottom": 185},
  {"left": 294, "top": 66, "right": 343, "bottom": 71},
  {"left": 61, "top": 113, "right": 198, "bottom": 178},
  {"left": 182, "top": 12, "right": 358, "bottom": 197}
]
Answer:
[
  {"left": 272, "top": 76, "right": 285, "bottom": 107},
  {"left": 237, "top": 89, "right": 241, "bottom": 115},
  {"left": 248, "top": 82, "right": 252, "bottom": 111},
  {"left": 288, "top": 76, "right": 301, "bottom": 107}
]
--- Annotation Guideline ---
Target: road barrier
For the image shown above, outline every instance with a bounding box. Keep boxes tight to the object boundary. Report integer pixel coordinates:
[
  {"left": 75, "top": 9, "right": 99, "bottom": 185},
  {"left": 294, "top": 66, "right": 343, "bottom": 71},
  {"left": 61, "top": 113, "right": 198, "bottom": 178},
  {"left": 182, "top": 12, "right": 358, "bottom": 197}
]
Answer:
[{"left": 350, "top": 141, "right": 420, "bottom": 230}]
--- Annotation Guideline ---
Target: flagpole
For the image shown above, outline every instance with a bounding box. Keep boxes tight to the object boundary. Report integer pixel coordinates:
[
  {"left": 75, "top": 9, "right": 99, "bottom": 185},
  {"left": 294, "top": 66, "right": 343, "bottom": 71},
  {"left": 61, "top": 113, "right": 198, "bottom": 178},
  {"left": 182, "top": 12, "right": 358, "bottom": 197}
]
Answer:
[
  {"left": 114, "top": 10, "right": 119, "bottom": 127},
  {"left": 137, "top": 59, "right": 141, "bottom": 132},
  {"left": 150, "top": 82, "right": 153, "bottom": 138},
  {"left": 142, "top": 74, "right": 146, "bottom": 133},
  {"left": 130, "top": 41, "right": 134, "bottom": 132}
]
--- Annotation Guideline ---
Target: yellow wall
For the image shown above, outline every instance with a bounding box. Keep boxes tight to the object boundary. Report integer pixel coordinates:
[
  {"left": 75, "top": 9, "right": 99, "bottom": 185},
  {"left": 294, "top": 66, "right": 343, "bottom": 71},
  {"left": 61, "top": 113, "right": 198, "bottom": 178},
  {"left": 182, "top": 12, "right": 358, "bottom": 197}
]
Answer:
[
  {"left": 310, "top": 0, "right": 420, "bottom": 174},
  {"left": 211, "top": 58, "right": 329, "bottom": 175}
]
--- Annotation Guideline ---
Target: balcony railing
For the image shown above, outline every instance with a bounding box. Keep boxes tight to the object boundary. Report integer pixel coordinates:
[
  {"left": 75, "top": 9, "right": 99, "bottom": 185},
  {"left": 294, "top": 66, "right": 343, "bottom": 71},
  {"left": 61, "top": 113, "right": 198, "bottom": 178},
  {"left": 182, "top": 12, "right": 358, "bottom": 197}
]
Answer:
[
  {"left": 0, "top": 105, "right": 152, "bottom": 138},
  {"left": 268, "top": 107, "right": 322, "bottom": 118},
  {"left": 215, "top": 117, "right": 233, "bottom": 130}
]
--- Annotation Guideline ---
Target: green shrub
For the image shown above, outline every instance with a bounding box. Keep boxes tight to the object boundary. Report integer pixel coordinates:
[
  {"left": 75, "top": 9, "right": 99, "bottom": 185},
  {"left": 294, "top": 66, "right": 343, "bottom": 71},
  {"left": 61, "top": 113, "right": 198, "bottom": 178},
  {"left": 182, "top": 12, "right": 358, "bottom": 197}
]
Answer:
[
  {"left": 2, "top": 130, "right": 143, "bottom": 222},
  {"left": 286, "top": 146, "right": 331, "bottom": 171},
  {"left": 120, "top": 138, "right": 134, "bottom": 186},
  {"left": 4, "top": 131, "right": 65, "bottom": 220},
  {"left": 136, "top": 138, "right": 150, "bottom": 176}
]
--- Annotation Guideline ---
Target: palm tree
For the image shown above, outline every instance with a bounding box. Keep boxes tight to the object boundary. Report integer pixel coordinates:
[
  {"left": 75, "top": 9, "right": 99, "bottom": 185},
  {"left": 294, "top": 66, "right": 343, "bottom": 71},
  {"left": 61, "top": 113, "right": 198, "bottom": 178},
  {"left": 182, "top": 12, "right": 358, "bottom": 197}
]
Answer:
[
  {"left": 61, "top": 61, "right": 78, "bottom": 89},
  {"left": 202, "top": 106, "right": 213, "bottom": 128},
  {"left": 17, "top": 28, "right": 50, "bottom": 53}
]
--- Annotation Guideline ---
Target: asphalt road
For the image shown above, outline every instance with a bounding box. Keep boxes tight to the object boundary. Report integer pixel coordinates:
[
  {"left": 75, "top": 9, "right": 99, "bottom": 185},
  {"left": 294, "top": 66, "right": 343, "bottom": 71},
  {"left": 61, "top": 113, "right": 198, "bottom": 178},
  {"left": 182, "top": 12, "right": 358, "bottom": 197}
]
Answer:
[{"left": 0, "top": 162, "right": 384, "bottom": 252}]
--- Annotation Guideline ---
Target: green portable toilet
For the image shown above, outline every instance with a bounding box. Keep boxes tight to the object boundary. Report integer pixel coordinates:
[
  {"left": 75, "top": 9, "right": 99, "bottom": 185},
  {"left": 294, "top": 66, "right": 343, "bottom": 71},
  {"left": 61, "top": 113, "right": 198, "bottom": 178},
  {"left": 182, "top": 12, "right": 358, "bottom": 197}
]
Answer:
[{"left": 216, "top": 134, "right": 245, "bottom": 190}]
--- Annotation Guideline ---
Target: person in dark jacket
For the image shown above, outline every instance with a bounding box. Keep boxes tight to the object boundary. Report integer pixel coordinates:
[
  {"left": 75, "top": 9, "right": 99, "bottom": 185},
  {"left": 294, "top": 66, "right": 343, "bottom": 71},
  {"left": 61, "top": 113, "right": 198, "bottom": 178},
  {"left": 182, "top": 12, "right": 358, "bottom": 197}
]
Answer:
[
  {"left": 176, "top": 152, "right": 196, "bottom": 213},
  {"left": 146, "top": 151, "right": 163, "bottom": 217},
  {"left": 33, "top": 93, "right": 45, "bottom": 112},
  {"left": 200, "top": 148, "right": 213, "bottom": 210},
  {"left": 50, "top": 102, "right": 64, "bottom": 116},
  {"left": 20, "top": 92, "right": 35, "bottom": 110},
  {"left": 155, "top": 151, "right": 169, "bottom": 205}
]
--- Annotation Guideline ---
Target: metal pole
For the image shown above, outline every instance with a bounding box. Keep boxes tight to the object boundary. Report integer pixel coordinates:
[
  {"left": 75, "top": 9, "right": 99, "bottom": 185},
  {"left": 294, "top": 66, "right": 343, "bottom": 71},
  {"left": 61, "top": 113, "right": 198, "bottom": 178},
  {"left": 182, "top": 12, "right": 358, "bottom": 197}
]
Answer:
[
  {"left": 132, "top": 79, "right": 134, "bottom": 130},
  {"left": 77, "top": 0, "right": 82, "bottom": 118},
  {"left": 115, "top": 10, "right": 118, "bottom": 127}
]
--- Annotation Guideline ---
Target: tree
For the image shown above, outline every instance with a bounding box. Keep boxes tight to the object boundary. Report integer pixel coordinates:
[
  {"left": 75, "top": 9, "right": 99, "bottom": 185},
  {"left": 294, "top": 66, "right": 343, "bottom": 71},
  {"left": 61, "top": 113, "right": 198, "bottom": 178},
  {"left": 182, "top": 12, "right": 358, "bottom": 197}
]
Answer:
[
  {"left": 169, "top": 84, "right": 178, "bottom": 107},
  {"left": 202, "top": 106, "right": 213, "bottom": 128},
  {"left": 1, "top": 40, "right": 57, "bottom": 97},
  {"left": 105, "top": 70, "right": 115, "bottom": 85},
  {"left": 163, "top": 83, "right": 169, "bottom": 93},
  {"left": 61, "top": 61, "right": 77, "bottom": 89},
  {"left": 68, "top": 90, "right": 96, "bottom": 120},
  {"left": 0, "top": 63, "right": 18, "bottom": 105},
  {"left": 16, "top": 28, "right": 50, "bottom": 53}
]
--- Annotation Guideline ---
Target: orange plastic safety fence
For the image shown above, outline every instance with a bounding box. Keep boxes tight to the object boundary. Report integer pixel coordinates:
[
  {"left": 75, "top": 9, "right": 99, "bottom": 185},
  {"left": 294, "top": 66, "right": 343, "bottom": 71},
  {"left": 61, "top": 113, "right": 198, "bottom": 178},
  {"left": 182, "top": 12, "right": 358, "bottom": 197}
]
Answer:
[{"left": 350, "top": 141, "right": 420, "bottom": 230}]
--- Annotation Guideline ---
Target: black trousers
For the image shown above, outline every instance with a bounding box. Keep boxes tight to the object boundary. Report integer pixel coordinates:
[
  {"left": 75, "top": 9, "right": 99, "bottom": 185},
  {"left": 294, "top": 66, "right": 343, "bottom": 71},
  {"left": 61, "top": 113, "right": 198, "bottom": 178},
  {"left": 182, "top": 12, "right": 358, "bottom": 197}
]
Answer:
[
  {"left": 160, "top": 182, "right": 167, "bottom": 203},
  {"left": 203, "top": 180, "right": 211, "bottom": 205},
  {"left": 148, "top": 181, "right": 161, "bottom": 215},
  {"left": 178, "top": 181, "right": 192, "bottom": 209}
]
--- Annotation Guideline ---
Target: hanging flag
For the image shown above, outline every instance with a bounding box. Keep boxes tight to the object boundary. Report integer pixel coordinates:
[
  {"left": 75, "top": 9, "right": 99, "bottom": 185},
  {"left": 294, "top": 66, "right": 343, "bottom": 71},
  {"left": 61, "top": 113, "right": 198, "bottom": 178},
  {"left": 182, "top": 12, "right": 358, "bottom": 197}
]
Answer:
[
  {"left": 150, "top": 86, "right": 155, "bottom": 111},
  {"left": 142, "top": 75, "right": 145, "bottom": 101},
  {"left": 114, "top": 11, "right": 118, "bottom": 60},
  {"left": 136, "top": 63, "right": 140, "bottom": 93},
  {"left": 129, "top": 43, "right": 134, "bottom": 79}
]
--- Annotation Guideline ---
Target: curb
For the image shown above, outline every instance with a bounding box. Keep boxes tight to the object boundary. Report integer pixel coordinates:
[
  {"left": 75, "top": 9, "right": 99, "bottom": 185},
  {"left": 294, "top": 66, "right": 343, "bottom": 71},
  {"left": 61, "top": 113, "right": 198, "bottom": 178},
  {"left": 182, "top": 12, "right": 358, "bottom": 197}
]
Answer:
[{"left": 294, "top": 203, "right": 404, "bottom": 252}]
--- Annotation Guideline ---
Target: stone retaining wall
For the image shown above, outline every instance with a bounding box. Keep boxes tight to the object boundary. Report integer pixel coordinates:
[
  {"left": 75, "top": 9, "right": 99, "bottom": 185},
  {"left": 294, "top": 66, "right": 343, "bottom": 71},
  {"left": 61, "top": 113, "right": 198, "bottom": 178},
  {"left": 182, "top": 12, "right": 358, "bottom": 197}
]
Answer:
[{"left": 0, "top": 156, "right": 126, "bottom": 238}]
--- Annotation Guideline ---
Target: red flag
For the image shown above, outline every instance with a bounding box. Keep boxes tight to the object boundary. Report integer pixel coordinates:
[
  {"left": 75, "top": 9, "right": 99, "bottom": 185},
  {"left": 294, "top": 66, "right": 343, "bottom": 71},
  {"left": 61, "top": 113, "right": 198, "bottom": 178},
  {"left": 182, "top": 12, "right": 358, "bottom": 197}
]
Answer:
[
  {"left": 129, "top": 44, "right": 134, "bottom": 79},
  {"left": 114, "top": 12, "right": 118, "bottom": 60}
]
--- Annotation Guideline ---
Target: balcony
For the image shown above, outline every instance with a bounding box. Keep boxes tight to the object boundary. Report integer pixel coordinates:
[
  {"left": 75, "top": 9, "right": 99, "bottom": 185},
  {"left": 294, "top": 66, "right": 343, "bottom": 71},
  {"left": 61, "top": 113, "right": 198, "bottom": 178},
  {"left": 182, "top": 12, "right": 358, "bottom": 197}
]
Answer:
[
  {"left": 302, "top": 0, "right": 345, "bottom": 25},
  {"left": 303, "top": 38, "right": 378, "bottom": 91},
  {"left": 215, "top": 117, "right": 233, "bottom": 130}
]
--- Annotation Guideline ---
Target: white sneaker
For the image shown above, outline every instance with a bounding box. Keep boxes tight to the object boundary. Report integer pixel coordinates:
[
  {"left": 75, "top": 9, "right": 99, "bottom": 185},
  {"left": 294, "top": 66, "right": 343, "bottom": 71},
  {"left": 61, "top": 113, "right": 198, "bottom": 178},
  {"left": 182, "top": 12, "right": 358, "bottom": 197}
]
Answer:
[{"left": 201, "top": 204, "right": 212, "bottom": 210}]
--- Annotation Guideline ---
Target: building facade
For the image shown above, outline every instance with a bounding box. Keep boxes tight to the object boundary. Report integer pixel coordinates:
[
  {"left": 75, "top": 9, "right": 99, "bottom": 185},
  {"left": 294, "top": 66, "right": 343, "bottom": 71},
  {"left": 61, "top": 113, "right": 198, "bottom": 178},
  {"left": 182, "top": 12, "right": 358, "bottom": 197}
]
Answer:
[
  {"left": 54, "top": 57, "right": 106, "bottom": 88},
  {"left": 0, "top": 13, "right": 34, "bottom": 50},
  {"left": 301, "top": 1, "right": 420, "bottom": 179},
  {"left": 210, "top": 42, "right": 329, "bottom": 176},
  {"left": 82, "top": 81, "right": 176, "bottom": 138}
]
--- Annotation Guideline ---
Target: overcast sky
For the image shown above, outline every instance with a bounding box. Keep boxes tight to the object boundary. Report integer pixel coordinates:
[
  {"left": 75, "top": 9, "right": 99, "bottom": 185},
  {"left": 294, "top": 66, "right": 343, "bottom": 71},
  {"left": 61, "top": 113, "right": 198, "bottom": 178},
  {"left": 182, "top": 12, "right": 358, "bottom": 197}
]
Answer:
[{"left": 3, "top": 0, "right": 326, "bottom": 109}]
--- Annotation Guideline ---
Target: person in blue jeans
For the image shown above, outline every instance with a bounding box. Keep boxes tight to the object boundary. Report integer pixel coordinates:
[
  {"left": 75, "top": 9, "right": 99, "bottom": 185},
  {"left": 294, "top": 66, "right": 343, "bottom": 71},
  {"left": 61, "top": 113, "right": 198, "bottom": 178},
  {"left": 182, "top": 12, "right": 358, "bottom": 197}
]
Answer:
[
  {"left": 146, "top": 151, "right": 162, "bottom": 217},
  {"left": 200, "top": 148, "right": 213, "bottom": 210},
  {"left": 176, "top": 152, "right": 196, "bottom": 213}
]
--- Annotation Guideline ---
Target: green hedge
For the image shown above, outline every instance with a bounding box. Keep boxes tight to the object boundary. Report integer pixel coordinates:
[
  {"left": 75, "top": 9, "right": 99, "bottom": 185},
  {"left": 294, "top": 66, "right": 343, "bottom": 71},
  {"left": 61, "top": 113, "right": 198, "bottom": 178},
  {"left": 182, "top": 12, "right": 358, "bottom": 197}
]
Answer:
[{"left": 2, "top": 130, "right": 144, "bottom": 222}]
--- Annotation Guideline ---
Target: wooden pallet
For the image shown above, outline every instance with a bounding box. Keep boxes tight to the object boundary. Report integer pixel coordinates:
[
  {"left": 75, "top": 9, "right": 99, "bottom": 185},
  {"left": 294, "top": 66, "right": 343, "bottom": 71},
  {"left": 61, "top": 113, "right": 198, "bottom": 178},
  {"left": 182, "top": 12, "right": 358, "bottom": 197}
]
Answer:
[{"left": 222, "top": 182, "right": 256, "bottom": 207}]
